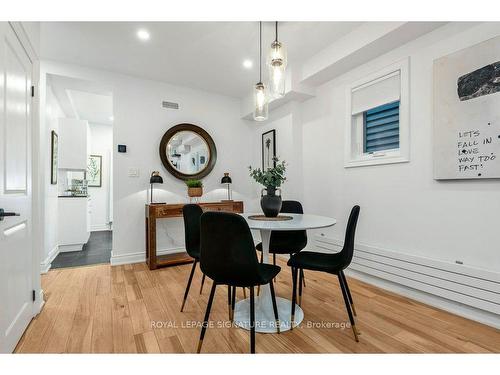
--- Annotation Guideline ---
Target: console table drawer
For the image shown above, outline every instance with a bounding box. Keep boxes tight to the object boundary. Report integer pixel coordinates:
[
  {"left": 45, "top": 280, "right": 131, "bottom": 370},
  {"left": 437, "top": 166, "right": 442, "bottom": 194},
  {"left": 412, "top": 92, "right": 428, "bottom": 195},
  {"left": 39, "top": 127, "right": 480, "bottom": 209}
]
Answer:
[
  {"left": 202, "top": 204, "right": 233, "bottom": 212},
  {"left": 156, "top": 206, "right": 183, "bottom": 217}
]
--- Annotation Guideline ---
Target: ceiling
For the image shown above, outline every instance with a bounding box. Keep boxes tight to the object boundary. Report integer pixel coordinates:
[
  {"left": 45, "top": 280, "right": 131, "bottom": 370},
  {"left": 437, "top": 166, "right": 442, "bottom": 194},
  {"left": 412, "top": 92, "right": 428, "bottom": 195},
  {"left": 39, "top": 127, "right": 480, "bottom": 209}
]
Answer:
[
  {"left": 48, "top": 74, "right": 113, "bottom": 125},
  {"left": 40, "top": 22, "right": 363, "bottom": 98}
]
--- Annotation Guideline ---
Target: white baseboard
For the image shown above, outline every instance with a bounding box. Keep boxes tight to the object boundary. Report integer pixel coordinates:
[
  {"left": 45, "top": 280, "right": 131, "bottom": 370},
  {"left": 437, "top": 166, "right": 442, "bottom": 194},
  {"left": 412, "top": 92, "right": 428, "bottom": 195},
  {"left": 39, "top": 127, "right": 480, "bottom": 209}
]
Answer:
[
  {"left": 59, "top": 244, "right": 84, "bottom": 252},
  {"left": 110, "top": 247, "right": 185, "bottom": 266},
  {"left": 90, "top": 224, "right": 111, "bottom": 232},
  {"left": 313, "top": 235, "right": 500, "bottom": 328},
  {"left": 33, "top": 289, "right": 45, "bottom": 316},
  {"left": 40, "top": 245, "right": 59, "bottom": 274}
]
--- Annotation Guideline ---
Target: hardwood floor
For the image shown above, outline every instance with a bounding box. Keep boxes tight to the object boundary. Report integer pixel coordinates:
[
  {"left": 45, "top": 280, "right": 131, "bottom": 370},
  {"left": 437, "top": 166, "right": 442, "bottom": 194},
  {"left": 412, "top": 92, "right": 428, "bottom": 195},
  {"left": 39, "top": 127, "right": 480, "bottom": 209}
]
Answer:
[{"left": 15, "top": 259, "right": 500, "bottom": 353}]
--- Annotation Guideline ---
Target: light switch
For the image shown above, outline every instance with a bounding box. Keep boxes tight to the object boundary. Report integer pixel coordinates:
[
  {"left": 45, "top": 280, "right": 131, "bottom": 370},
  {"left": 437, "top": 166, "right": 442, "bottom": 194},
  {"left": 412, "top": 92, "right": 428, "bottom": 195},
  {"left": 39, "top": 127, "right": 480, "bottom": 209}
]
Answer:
[{"left": 128, "top": 168, "right": 139, "bottom": 177}]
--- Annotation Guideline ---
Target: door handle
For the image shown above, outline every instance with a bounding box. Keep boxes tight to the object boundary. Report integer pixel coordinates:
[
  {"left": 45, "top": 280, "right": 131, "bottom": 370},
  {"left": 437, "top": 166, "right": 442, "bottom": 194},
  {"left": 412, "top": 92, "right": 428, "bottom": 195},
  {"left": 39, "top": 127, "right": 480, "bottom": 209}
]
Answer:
[{"left": 0, "top": 208, "right": 20, "bottom": 221}]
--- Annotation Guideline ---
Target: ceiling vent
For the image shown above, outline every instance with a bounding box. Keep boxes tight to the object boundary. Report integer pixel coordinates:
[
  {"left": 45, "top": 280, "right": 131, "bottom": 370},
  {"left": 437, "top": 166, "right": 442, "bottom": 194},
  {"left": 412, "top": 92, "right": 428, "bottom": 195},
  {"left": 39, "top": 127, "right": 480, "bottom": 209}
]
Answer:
[{"left": 162, "top": 101, "right": 179, "bottom": 110}]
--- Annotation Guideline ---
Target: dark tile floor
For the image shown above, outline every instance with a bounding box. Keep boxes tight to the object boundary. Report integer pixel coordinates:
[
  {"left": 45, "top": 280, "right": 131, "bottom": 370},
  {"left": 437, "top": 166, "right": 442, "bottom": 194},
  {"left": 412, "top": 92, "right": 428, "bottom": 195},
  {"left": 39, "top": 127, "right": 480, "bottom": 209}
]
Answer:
[{"left": 51, "top": 231, "right": 112, "bottom": 269}]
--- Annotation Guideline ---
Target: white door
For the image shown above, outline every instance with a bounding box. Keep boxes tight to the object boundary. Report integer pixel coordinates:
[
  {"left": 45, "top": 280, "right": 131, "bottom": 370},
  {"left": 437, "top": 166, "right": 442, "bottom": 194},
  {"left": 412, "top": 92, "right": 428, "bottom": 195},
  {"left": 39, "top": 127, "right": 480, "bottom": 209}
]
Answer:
[{"left": 0, "top": 23, "right": 34, "bottom": 353}]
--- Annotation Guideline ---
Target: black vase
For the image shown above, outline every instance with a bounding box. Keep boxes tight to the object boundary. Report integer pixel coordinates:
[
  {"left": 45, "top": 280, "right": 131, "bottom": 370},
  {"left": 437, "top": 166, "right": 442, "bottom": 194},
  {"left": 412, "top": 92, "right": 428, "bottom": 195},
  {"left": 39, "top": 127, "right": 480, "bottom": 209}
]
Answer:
[{"left": 260, "top": 187, "right": 282, "bottom": 217}]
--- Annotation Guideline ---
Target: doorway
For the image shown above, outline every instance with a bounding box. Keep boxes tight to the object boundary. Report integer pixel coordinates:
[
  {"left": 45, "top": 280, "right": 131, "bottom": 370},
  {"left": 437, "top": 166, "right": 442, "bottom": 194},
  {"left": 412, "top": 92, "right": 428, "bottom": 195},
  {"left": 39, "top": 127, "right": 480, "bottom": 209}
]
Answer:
[{"left": 43, "top": 73, "right": 114, "bottom": 269}]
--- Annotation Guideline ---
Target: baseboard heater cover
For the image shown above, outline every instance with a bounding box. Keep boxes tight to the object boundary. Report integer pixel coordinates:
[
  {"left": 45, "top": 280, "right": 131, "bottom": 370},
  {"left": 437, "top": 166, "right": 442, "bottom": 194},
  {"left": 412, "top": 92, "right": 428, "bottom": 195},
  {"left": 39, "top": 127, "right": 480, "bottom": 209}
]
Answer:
[{"left": 313, "top": 235, "right": 500, "bottom": 317}]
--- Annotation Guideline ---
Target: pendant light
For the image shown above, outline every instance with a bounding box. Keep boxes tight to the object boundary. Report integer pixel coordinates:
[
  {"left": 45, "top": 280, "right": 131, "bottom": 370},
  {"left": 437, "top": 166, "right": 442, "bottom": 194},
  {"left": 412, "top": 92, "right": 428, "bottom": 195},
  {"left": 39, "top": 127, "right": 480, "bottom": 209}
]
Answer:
[
  {"left": 268, "top": 21, "right": 287, "bottom": 98},
  {"left": 253, "top": 21, "right": 268, "bottom": 122}
]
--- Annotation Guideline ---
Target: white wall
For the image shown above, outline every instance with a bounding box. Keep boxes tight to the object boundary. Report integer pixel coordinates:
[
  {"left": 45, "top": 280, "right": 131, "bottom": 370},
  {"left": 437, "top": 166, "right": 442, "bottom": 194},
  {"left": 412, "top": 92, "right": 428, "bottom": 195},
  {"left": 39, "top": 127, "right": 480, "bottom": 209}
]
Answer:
[
  {"left": 40, "top": 85, "right": 64, "bottom": 273},
  {"left": 300, "top": 22, "right": 500, "bottom": 273},
  {"left": 39, "top": 60, "right": 255, "bottom": 265},
  {"left": 88, "top": 123, "right": 113, "bottom": 231},
  {"left": 249, "top": 102, "right": 304, "bottom": 204}
]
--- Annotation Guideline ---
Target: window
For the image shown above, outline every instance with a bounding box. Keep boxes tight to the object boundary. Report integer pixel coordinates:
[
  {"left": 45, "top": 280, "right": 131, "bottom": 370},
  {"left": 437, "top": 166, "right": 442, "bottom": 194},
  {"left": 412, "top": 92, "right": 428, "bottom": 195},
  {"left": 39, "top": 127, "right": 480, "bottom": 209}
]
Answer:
[
  {"left": 364, "top": 101, "right": 400, "bottom": 153},
  {"left": 345, "top": 59, "right": 409, "bottom": 168}
]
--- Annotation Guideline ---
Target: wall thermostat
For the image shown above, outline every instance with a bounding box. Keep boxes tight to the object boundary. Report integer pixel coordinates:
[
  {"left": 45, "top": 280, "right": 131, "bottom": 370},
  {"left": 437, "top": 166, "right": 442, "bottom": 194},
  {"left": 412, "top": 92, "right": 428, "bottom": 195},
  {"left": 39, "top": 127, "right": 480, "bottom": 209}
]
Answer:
[{"left": 118, "top": 145, "right": 127, "bottom": 153}]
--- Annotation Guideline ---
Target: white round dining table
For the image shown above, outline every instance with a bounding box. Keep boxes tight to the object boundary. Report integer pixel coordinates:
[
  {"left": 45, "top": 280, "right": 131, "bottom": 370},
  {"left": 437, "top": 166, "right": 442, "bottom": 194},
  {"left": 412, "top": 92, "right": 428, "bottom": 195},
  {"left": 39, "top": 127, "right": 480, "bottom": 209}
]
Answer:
[{"left": 233, "top": 213, "right": 336, "bottom": 333}]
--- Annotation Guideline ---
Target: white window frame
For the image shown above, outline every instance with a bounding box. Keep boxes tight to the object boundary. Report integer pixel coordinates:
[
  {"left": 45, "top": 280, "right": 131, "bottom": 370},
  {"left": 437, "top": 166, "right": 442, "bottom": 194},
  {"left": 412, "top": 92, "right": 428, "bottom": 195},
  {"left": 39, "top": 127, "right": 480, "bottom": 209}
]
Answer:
[{"left": 344, "top": 58, "right": 410, "bottom": 168}]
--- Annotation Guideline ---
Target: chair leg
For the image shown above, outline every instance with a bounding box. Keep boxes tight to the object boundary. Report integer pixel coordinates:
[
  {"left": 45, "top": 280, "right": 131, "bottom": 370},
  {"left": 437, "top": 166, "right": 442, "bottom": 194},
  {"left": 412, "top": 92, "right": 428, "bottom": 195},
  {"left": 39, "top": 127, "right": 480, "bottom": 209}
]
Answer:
[
  {"left": 199, "top": 273, "right": 206, "bottom": 295},
  {"left": 242, "top": 287, "right": 247, "bottom": 299},
  {"left": 227, "top": 285, "right": 232, "bottom": 320},
  {"left": 273, "top": 254, "right": 277, "bottom": 283},
  {"left": 291, "top": 267, "right": 298, "bottom": 330},
  {"left": 298, "top": 268, "right": 303, "bottom": 306},
  {"left": 300, "top": 268, "right": 306, "bottom": 288},
  {"left": 338, "top": 274, "right": 359, "bottom": 342},
  {"left": 269, "top": 280, "right": 280, "bottom": 333},
  {"left": 231, "top": 286, "right": 236, "bottom": 322},
  {"left": 257, "top": 252, "right": 264, "bottom": 295},
  {"left": 340, "top": 271, "right": 356, "bottom": 316},
  {"left": 197, "top": 282, "right": 217, "bottom": 353},
  {"left": 181, "top": 260, "right": 197, "bottom": 312},
  {"left": 249, "top": 286, "right": 256, "bottom": 354}
]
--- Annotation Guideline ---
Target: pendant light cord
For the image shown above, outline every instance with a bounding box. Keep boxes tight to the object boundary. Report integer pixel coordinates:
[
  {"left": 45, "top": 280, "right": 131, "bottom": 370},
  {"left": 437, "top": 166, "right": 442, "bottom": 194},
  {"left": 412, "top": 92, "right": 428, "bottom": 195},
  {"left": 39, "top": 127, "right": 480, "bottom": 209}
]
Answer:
[
  {"left": 275, "top": 21, "right": 278, "bottom": 42},
  {"left": 259, "top": 21, "right": 262, "bottom": 83}
]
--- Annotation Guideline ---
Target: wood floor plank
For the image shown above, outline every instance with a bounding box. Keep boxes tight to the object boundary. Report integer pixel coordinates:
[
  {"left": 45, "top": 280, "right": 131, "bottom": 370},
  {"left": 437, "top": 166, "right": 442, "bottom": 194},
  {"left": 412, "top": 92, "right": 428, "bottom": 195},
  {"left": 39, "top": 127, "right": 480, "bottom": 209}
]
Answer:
[
  {"left": 91, "top": 291, "right": 114, "bottom": 353},
  {"left": 16, "top": 259, "right": 500, "bottom": 354}
]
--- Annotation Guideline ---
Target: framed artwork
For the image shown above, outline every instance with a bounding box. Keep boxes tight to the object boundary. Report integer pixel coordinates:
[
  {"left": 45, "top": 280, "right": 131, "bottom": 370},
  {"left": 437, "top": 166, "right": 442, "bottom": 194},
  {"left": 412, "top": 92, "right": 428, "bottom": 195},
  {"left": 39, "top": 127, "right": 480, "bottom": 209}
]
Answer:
[
  {"left": 433, "top": 36, "right": 500, "bottom": 180},
  {"left": 87, "top": 155, "right": 102, "bottom": 187},
  {"left": 262, "top": 129, "right": 276, "bottom": 170},
  {"left": 50, "top": 130, "right": 58, "bottom": 185}
]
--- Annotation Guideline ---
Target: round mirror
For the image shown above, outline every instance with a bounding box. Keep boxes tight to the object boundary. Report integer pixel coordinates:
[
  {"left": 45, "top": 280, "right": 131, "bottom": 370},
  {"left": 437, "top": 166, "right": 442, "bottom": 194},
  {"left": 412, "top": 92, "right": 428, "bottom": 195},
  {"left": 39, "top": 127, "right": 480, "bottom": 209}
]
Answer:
[{"left": 159, "top": 124, "right": 217, "bottom": 180}]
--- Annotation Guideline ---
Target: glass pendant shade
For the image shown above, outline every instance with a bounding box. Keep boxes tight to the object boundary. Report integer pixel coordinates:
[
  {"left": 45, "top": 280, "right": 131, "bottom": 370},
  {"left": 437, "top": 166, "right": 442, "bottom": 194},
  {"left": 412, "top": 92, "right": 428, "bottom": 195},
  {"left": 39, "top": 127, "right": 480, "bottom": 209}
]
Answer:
[
  {"left": 268, "top": 40, "right": 287, "bottom": 98},
  {"left": 253, "top": 82, "right": 268, "bottom": 122}
]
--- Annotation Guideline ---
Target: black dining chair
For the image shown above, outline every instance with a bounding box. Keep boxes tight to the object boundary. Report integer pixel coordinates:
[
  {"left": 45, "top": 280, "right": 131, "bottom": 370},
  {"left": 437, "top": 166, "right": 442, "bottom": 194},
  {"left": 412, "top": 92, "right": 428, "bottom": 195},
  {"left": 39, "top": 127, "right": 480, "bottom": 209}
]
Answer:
[
  {"left": 181, "top": 204, "right": 248, "bottom": 314},
  {"left": 197, "top": 211, "right": 281, "bottom": 354},
  {"left": 287, "top": 205, "right": 360, "bottom": 341},
  {"left": 180, "top": 204, "right": 204, "bottom": 312},
  {"left": 256, "top": 200, "right": 307, "bottom": 290}
]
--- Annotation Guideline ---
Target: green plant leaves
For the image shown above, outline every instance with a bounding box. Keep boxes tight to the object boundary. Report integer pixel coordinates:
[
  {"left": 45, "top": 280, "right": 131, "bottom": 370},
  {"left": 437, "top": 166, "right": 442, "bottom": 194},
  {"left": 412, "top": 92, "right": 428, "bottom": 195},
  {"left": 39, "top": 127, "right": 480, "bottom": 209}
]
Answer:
[{"left": 249, "top": 158, "right": 287, "bottom": 188}]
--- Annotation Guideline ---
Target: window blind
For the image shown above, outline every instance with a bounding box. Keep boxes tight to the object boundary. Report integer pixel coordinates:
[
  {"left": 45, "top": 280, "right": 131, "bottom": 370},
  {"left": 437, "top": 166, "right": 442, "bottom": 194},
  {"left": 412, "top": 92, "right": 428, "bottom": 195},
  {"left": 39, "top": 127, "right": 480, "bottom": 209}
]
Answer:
[
  {"left": 351, "top": 71, "right": 401, "bottom": 115},
  {"left": 364, "top": 101, "right": 400, "bottom": 153}
]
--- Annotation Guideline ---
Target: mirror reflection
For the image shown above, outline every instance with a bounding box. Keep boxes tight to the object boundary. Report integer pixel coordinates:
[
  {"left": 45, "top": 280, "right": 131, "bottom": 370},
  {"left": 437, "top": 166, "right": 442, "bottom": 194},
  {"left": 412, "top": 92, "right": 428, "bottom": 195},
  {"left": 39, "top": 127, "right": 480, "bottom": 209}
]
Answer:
[{"left": 166, "top": 131, "right": 211, "bottom": 175}]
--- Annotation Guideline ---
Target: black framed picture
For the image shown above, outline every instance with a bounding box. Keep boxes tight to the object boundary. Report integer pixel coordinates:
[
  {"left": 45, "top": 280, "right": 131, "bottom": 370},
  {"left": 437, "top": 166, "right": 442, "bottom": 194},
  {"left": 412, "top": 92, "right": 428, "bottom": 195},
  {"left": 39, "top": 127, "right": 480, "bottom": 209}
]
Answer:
[
  {"left": 262, "top": 129, "right": 276, "bottom": 170},
  {"left": 50, "top": 130, "right": 58, "bottom": 185}
]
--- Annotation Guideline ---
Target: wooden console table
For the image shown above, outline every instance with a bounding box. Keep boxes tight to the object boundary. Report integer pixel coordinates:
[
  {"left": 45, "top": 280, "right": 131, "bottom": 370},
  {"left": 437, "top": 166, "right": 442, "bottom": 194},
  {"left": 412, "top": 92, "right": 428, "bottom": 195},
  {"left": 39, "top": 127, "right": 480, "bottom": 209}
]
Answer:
[{"left": 145, "top": 201, "right": 244, "bottom": 270}]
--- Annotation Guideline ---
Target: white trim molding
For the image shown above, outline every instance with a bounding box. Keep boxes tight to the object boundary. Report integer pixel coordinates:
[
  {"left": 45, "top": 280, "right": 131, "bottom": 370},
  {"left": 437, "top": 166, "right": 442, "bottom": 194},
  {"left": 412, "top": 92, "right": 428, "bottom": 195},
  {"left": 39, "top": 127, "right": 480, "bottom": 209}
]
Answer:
[
  {"left": 90, "top": 224, "right": 111, "bottom": 232},
  {"left": 40, "top": 245, "right": 59, "bottom": 274},
  {"left": 33, "top": 289, "right": 45, "bottom": 316},
  {"left": 345, "top": 58, "right": 410, "bottom": 168},
  {"left": 8, "top": 22, "right": 38, "bottom": 63},
  {"left": 110, "top": 247, "right": 185, "bottom": 266},
  {"left": 59, "top": 244, "right": 84, "bottom": 252},
  {"left": 313, "top": 235, "right": 500, "bottom": 328}
]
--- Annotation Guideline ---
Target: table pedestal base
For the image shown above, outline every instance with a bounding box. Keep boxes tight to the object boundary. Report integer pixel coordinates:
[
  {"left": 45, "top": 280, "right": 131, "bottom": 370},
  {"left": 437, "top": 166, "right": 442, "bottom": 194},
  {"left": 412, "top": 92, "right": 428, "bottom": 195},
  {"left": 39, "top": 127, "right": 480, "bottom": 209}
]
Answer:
[{"left": 233, "top": 296, "right": 304, "bottom": 333}]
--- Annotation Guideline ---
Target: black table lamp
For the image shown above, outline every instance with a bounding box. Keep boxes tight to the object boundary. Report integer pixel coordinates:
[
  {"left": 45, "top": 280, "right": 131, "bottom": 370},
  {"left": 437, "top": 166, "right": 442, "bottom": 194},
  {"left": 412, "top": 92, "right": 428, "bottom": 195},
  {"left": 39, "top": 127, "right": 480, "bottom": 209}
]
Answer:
[
  {"left": 150, "top": 171, "right": 164, "bottom": 204},
  {"left": 221, "top": 172, "right": 232, "bottom": 201}
]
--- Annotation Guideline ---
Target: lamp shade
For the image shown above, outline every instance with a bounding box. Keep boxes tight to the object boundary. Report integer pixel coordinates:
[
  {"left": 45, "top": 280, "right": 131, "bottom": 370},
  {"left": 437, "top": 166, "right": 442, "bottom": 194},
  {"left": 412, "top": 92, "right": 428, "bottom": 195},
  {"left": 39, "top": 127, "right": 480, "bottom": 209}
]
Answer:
[
  {"left": 221, "top": 172, "right": 232, "bottom": 184},
  {"left": 150, "top": 171, "right": 163, "bottom": 184}
]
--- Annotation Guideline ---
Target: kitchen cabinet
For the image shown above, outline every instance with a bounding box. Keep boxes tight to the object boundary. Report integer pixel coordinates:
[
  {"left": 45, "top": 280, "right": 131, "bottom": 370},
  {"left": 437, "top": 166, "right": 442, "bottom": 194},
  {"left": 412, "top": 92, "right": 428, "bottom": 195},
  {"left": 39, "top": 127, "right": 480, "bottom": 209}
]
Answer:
[{"left": 58, "top": 196, "right": 90, "bottom": 252}]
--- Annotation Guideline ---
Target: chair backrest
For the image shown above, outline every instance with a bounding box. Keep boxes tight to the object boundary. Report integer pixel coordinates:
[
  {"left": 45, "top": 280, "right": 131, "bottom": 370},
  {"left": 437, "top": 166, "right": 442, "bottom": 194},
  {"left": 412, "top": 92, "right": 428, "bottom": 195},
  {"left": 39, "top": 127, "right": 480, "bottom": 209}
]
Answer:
[
  {"left": 339, "top": 205, "right": 360, "bottom": 267},
  {"left": 182, "top": 204, "right": 203, "bottom": 258},
  {"left": 200, "top": 211, "right": 260, "bottom": 285},
  {"left": 270, "top": 200, "right": 307, "bottom": 252},
  {"left": 281, "top": 200, "right": 304, "bottom": 214}
]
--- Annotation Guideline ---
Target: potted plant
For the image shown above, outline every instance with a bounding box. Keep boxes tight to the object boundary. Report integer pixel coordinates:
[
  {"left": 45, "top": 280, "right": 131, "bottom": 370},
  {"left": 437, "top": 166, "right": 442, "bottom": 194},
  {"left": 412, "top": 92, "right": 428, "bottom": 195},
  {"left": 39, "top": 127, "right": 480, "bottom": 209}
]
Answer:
[
  {"left": 249, "top": 158, "right": 286, "bottom": 217},
  {"left": 186, "top": 179, "right": 203, "bottom": 198}
]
